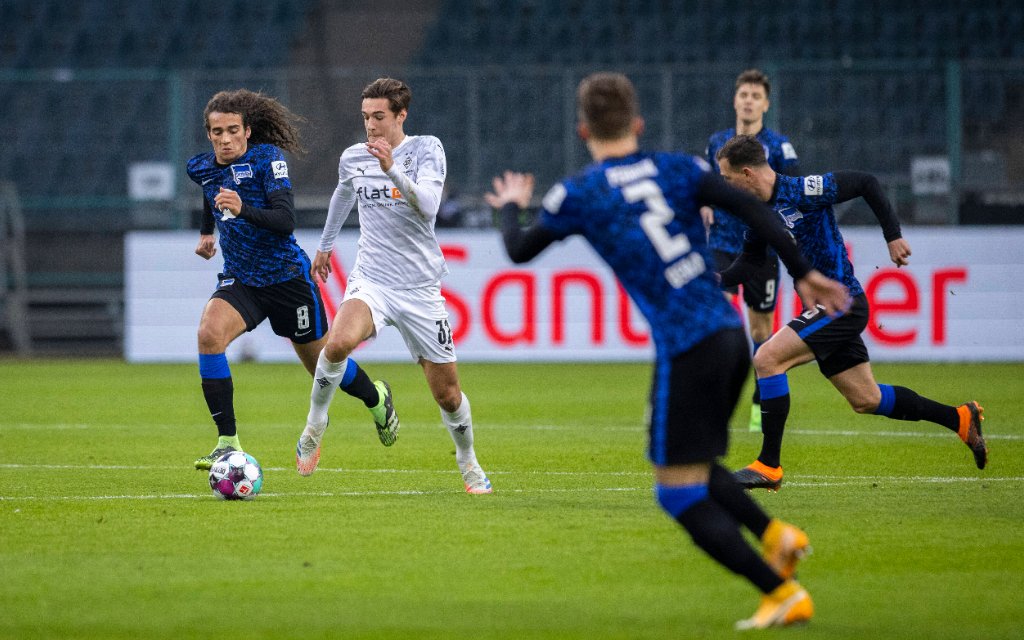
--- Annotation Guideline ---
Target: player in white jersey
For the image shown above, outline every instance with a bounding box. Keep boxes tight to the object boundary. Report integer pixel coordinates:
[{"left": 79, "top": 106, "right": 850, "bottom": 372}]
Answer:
[{"left": 295, "top": 77, "right": 492, "bottom": 494}]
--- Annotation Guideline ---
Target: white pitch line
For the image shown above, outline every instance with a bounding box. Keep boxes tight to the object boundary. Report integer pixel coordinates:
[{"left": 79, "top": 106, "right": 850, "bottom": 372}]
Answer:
[
  {"left": 1, "top": 477, "right": 1021, "bottom": 503},
  {"left": 0, "top": 463, "right": 653, "bottom": 475},
  {"left": 778, "top": 428, "right": 1022, "bottom": 441},
  {"left": 0, "top": 487, "right": 645, "bottom": 502},
  {"left": 0, "top": 463, "right": 173, "bottom": 470},
  {"left": 2, "top": 463, "right": 1022, "bottom": 482},
  {"left": 2, "top": 421, "right": 1022, "bottom": 440},
  {"left": 796, "top": 473, "right": 1024, "bottom": 482},
  {"left": 0, "top": 423, "right": 93, "bottom": 430}
]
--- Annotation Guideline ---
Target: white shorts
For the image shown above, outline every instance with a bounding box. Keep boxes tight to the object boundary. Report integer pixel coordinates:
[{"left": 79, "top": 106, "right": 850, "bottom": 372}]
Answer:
[{"left": 343, "top": 275, "right": 457, "bottom": 363}]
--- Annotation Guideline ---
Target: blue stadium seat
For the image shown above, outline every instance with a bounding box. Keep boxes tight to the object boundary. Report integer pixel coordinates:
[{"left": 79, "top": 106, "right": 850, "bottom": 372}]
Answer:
[{"left": 0, "top": 0, "right": 316, "bottom": 207}]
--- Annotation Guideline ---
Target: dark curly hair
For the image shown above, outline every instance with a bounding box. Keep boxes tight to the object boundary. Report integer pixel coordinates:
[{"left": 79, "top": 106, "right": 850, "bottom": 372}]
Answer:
[{"left": 203, "top": 89, "right": 305, "bottom": 154}]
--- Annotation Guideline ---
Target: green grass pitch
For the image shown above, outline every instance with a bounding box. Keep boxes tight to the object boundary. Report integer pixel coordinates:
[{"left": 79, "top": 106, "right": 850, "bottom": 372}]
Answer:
[{"left": 1, "top": 360, "right": 1022, "bottom": 639}]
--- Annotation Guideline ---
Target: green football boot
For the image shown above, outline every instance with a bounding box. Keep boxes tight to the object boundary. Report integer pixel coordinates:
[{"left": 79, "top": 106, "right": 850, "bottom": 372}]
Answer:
[{"left": 370, "top": 380, "right": 400, "bottom": 446}]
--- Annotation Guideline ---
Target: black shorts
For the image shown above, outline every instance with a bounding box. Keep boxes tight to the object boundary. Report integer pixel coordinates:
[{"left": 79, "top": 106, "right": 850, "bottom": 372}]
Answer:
[
  {"left": 787, "top": 293, "right": 870, "bottom": 378},
  {"left": 713, "top": 249, "right": 779, "bottom": 312},
  {"left": 647, "top": 328, "right": 750, "bottom": 466},
  {"left": 211, "top": 273, "right": 329, "bottom": 344}
]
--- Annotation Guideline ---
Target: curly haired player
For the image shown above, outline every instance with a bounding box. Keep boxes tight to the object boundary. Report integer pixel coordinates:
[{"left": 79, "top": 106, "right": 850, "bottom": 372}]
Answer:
[{"left": 186, "top": 89, "right": 328, "bottom": 469}]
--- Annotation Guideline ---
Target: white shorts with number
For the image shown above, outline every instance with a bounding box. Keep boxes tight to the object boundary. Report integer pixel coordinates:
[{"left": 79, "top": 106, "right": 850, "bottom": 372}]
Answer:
[{"left": 342, "top": 275, "right": 457, "bottom": 363}]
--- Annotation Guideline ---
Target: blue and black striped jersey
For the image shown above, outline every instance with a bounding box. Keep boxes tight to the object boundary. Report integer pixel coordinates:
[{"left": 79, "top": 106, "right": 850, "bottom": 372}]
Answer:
[
  {"left": 186, "top": 143, "right": 310, "bottom": 287},
  {"left": 770, "top": 173, "right": 863, "bottom": 297},
  {"left": 538, "top": 151, "right": 741, "bottom": 358},
  {"left": 705, "top": 127, "right": 798, "bottom": 253}
]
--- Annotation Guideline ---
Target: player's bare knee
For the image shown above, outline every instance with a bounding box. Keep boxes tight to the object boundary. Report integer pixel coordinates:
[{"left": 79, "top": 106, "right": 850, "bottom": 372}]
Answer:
[
  {"left": 323, "top": 340, "right": 353, "bottom": 363},
  {"left": 196, "top": 324, "right": 227, "bottom": 352},
  {"left": 435, "top": 388, "right": 462, "bottom": 413},
  {"left": 751, "top": 349, "right": 777, "bottom": 377},
  {"left": 749, "top": 326, "right": 772, "bottom": 344},
  {"left": 437, "top": 394, "right": 461, "bottom": 414},
  {"left": 848, "top": 396, "right": 878, "bottom": 414}
]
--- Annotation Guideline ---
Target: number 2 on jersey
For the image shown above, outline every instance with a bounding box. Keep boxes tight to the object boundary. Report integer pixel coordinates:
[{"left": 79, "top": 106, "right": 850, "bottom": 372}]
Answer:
[
  {"left": 623, "top": 179, "right": 706, "bottom": 288},
  {"left": 623, "top": 180, "right": 691, "bottom": 262}
]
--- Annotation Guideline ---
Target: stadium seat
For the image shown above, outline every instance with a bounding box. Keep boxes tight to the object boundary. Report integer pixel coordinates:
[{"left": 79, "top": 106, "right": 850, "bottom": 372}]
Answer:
[{"left": 0, "top": 0, "right": 315, "bottom": 207}]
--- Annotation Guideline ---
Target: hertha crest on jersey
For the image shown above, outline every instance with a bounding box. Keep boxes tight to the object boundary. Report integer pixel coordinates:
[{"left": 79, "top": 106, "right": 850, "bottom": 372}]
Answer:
[{"left": 230, "top": 163, "right": 253, "bottom": 184}]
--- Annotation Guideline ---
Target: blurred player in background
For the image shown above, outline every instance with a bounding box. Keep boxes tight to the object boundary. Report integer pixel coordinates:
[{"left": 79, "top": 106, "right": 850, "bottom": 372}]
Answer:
[
  {"left": 702, "top": 69, "right": 800, "bottom": 432},
  {"left": 716, "top": 134, "right": 988, "bottom": 491},
  {"left": 186, "top": 89, "right": 328, "bottom": 469},
  {"left": 298, "top": 77, "right": 491, "bottom": 494},
  {"left": 487, "top": 72, "right": 852, "bottom": 629}
]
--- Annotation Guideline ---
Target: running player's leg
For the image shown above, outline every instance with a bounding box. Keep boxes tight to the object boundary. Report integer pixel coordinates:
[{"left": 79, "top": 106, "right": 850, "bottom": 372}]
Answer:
[
  {"left": 734, "top": 326, "right": 814, "bottom": 489},
  {"left": 829, "top": 362, "right": 988, "bottom": 469},
  {"left": 291, "top": 336, "right": 332, "bottom": 476},
  {"left": 299, "top": 298, "right": 384, "bottom": 470},
  {"left": 387, "top": 284, "right": 490, "bottom": 492},
  {"left": 746, "top": 309, "right": 773, "bottom": 432},
  {"left": 312, "top": 299, "right": 379, "bottom": 416},
  {"left": 254, "top": 275, "right": 378, "bottom": 473},
  {"left": 742, "top": 253, "right": 780, "bottom": 431},
  {"left": 650, "top": 331, "right": 812, "bottom": 628},
  {"left": 194, "top": 295, "right": 249, "bottom": 469},
  {"left": 738, "top": 297, "right": 869, "bottom": 489},
  {"left": 815, "top": 292, "right": 986, "bottom": 469},
  {"left": 281, "top": 294, "right": 332, "bottom": 474},
  {"left": 707, "top": 462, "right": 810, "bottom": 580},
  {"left": 421, "top": 360, "right": 491, "bottom": 493},
  {"left": 321, "top": 281, "right": 402, "bottom": 446},
  {"left": 292, "top": 336, "right": 327, "bottom": 376}
]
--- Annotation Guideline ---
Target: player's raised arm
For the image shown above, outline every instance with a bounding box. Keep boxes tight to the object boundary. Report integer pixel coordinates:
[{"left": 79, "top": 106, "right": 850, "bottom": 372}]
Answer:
[{"left": 486, "top": 171, "right": 559, "bottom": 264}]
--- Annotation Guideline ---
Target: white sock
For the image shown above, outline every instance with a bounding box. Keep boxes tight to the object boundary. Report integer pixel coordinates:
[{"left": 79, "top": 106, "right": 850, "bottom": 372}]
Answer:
[
  {"left": 307, "top": 350, "right": 346, "bottom": 434},
  {"left": 441, "top": 392, "right": 477, "bottom": 469}
]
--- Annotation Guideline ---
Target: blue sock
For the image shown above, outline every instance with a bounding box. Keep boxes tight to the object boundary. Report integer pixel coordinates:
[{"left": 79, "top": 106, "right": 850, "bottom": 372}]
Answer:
[
  {"left": 198, "top": 353, "right": 234, "bottom": 437},
  {"left": 199, "top": 352, "right": 231, "bottom": 379},
  {"left": 655, "top": 483, "right": 709, "bottom": 519},
  {"left": 756, "top": 374, "right": 790, "bottom": 468},
  {"left": 340, "top": 357, "right": 357, "bottom": 388},
  {"left": 336, "top": 357, "right": 379, "bottom": 407},
  {"left": 874, "top": 383, "right": 896, "bottom": 416},
  {"left": 758, "top": 373, "right": 789, "bottom": 400}
]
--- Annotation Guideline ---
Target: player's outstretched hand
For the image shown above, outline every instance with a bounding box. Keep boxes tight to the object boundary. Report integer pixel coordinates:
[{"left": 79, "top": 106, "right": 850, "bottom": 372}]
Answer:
[
  {"left": 888, "top": 238, "right": 911, "bottom": 267},
  {"left": 311, "top": 250, "right": 333, "bottom": 284},
  {"left": 484, "top": 171, "right": 535, "bottom": 209},
  {"left": 195, "top": 234, "right": 216, "bottom": 260},
  {"left": 795, "top": 270, "right": 851, "bottom": 317}
]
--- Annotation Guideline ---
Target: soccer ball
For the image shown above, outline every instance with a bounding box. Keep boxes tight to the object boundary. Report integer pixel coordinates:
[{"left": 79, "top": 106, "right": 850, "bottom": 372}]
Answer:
[{"left": 209, "top": 451, "right": 263, "bottom": 500}]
